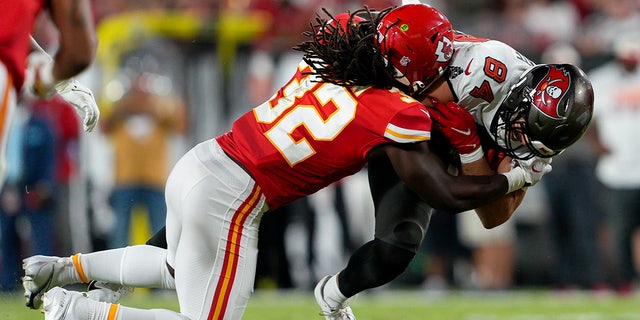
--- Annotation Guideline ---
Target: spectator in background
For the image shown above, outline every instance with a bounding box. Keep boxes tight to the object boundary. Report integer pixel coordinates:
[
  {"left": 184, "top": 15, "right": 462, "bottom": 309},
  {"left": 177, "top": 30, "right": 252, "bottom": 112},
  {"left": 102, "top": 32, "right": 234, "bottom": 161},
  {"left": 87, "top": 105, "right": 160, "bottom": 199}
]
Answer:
[
  {"left": 521, "top": 0, "right": 580, "bottom": 53},
  {"left": 0, "top": 100, "right": 57, "bottom": 291},
  {"left": 102, "top": 71, "right": 186, "bottom": 249},
  {"left": 0, "top": 105, "right": 28, "bottom": 291},
  {"left": 539, "top": 42, "right": 607, "bottom": 292},
  {"left": 574, "top": 0, "right": 640, "bottom": 57},
  {"left": 588, "top": 32, "right": 640, "bottom": 296},
  {"left": 34, "top": 95, "right": 81, "bottom": 256},
  {"left": 456, "top": 207, "right": 517, "bottom": 290}
]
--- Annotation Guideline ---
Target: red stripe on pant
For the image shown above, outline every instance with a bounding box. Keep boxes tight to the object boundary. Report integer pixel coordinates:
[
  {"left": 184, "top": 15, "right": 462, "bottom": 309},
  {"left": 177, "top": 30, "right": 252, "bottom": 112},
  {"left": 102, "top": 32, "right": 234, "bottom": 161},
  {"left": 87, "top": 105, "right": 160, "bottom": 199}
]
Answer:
[{"left": 208, "top": 184, "right": 261, "bottom": 320}]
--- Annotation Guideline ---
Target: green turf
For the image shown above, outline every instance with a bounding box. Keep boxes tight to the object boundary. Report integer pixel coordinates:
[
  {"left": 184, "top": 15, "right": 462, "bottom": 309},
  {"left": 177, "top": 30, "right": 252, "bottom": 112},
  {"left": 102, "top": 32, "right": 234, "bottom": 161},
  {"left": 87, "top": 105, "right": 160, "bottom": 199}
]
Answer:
[{"left": 1, "top": 289, "right": 638, "bottom": 319}]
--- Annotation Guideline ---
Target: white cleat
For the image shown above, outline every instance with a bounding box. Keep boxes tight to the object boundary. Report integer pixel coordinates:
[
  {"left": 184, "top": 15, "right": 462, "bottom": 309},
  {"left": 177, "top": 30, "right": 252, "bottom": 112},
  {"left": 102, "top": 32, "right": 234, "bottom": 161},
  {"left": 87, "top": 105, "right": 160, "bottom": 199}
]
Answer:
[
  {"left": 86, "top": 280, "right": 133, "bottom": 303},
  {"left": 22, "top": 255, "right": 74, "bottom": 309},
  {"left": 314, "top": 276, "right": 356, "bottom": 320},
  {"left": 42, "top": 287, "right": 84, "bottom": 320}
]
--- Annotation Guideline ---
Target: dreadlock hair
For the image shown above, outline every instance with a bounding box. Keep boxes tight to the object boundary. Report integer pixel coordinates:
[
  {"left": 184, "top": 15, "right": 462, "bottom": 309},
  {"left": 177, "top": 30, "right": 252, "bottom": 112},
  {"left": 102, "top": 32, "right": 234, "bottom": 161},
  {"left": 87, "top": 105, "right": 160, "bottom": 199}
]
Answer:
[{"left": 293, "top": 7, "right": 397, "bottom": 88}]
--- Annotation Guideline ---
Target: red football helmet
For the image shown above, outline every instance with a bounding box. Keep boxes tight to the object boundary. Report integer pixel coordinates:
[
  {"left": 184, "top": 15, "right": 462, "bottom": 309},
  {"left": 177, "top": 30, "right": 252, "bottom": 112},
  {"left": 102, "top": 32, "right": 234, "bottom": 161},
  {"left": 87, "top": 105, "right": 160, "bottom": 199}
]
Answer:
[
  {"left": 315, "top": 12, "right": 365, "bottom": 44},
  {"left": 375, "top": 4, "right": 454, "bottom": 98}
]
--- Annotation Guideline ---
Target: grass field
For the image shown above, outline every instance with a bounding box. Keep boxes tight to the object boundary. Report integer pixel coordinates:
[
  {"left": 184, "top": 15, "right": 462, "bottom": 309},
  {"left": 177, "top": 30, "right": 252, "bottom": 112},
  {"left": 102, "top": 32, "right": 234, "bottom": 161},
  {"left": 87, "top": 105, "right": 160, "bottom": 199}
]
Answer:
[{"left": 1, "top": 288, "right": 638, "bottom": 320}]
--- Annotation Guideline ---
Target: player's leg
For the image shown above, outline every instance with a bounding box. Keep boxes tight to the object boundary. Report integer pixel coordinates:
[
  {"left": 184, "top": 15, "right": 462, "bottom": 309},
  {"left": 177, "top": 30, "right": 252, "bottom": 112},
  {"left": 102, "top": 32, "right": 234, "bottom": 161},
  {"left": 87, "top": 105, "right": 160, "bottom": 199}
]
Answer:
[
  {"left": 316, "top": 163, "right": 431, "bottom": 319},
  {"left": 142, "top": 187, "right": 167, "bottom": 240},
  {"left": 38, "top": 141, "right": 207, "bottom": 320},
  {"left": 42, "top": 138, "right": 268, "bottom": 320},
  {"left": 37, "top": 139, "right": 267, "bottom": 320},
  {"left": 340, "top": 181, "right": 430, "bottom": 295},
  {"left": 168, "top": 139, "right": 267, "bottom": 320},
  {"left": 22, "top": 245, "right": 173, "bottom": 308},
  {"left": 107, "top": 187, "right": 136, "bottom": 249}
]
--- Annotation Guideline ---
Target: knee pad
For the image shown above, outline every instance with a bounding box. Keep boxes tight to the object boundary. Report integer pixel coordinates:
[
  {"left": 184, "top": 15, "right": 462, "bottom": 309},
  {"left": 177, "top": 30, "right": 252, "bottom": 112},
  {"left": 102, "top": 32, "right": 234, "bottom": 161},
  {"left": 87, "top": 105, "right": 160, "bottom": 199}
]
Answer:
[
  {"left": 373, "top": 182, "right": 431, "bottom": 253},
  {"left": 390, "top": 220, "right": 425, "bottom": 252},
  {"left": 378, "top": 219, "right": 426, "bottom": 253}
]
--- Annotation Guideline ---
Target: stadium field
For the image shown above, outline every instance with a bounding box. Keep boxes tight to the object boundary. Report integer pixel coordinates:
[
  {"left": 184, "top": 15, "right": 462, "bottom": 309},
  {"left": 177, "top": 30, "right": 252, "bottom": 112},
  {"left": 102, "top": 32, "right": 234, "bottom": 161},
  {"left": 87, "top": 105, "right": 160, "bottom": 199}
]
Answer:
[{"left": 1, "top": 288, "right": 638, "bottom": 319}]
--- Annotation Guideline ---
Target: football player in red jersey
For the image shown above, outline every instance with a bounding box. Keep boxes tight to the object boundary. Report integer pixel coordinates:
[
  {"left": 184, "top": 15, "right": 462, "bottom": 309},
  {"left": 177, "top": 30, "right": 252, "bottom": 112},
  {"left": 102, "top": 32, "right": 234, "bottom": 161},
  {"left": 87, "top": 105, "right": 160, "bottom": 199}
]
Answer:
[
  {"left": 21, "top": 5, "right": 548, "bottom": 320},
  {"left": 0, "top": 0, "right": 98, "bottom": 190}
]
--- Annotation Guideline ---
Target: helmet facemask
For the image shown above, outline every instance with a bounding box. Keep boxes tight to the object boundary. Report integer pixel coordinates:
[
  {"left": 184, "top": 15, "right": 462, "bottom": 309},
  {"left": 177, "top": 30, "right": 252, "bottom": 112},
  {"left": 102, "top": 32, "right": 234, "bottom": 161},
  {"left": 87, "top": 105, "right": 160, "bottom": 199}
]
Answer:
[{"left": 491, "top": 80, "right": 559, "bottom": 160}]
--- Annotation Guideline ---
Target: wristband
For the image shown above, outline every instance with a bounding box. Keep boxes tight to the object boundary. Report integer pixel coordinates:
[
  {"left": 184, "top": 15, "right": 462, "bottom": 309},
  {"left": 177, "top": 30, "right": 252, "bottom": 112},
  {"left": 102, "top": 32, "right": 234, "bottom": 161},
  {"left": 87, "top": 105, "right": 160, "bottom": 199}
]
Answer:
[
  {"left": 499, "top": 166, "right": 527, "bottom": 194},
  {"left": 459, "top": 147, "right": 484, "bottom": 164}
]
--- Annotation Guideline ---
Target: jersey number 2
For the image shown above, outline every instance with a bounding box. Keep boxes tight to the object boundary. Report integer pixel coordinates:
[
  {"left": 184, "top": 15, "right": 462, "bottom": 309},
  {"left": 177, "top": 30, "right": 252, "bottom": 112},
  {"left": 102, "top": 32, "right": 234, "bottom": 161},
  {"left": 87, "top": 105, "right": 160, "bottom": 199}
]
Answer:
[{"left": 254, "top": 81, "right": 356, "bottom": 166}]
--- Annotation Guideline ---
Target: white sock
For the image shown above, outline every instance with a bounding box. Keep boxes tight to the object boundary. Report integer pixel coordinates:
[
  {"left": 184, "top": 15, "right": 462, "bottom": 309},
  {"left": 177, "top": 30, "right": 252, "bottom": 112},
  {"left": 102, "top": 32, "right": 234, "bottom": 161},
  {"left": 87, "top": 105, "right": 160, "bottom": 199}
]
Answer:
[
  {"left": 60, "top": 291, "right": 112, "bottom": 320},
  {"left": 114, "top": 305, "right": 190, "bottom": 320},
  {"left": 80, "top": 245, "right": 175, "bottom": 289},
  {"left": 76, "top": 294, "right": 190, "bottom": 320},
  {"left": 323, "top": 274, "right": 348, "bottom": 308}
]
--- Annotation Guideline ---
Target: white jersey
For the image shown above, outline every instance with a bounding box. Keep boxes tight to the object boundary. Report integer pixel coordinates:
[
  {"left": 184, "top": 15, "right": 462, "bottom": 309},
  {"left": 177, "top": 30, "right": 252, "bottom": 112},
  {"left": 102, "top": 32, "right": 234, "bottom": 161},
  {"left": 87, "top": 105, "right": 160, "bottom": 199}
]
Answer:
[
  {"left": 447, "top": 33, "right": 536, "bottom": 157},
  {"left": 588, "top": 61, "right": 640, "bottom": 189}
]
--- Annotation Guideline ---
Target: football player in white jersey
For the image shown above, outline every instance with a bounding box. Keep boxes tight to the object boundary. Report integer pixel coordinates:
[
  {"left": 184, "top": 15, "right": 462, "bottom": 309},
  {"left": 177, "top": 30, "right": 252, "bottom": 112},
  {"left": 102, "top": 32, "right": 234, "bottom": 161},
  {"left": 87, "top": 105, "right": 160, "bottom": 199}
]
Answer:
[
  {"left": 419, "top": 31, "right": 594, "bottom": 227},
  {"left": 329, "top": 33, "right": 593, "bottom": 305}
]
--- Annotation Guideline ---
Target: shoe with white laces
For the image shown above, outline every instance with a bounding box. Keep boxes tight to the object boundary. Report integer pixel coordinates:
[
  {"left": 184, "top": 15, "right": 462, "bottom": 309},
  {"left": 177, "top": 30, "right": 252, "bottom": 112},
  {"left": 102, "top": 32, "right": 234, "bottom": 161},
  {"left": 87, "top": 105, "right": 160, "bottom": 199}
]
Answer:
[
  {"left": 42, "top": 287, "right": 85, "bottom": 320},
  {"left": 86, "top": 280, "right": 133, "bottom": 303},
  {"left": 22, "top": 255, "right": 76, "bottom": 309},
  {"left": 314, "top": 276, "right": 356, "bottom": 320}
]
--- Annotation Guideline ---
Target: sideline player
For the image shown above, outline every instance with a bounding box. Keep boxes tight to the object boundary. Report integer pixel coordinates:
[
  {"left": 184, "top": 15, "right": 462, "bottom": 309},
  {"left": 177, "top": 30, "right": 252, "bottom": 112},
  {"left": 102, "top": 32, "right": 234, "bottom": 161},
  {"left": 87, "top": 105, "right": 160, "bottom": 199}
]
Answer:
[
  {"left": 21, "top": 5, "right": 548, "bottom": 320},
  {"left": 0, "top": 0, "right": 99, "bottom": 190}
]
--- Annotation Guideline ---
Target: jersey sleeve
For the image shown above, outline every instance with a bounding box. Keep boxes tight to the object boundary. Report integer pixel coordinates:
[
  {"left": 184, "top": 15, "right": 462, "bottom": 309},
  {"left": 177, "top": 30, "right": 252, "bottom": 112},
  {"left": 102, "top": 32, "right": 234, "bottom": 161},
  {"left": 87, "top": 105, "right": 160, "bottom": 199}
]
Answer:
[{"left": 384, "top": 105, "right": 432, "bottom": 143}]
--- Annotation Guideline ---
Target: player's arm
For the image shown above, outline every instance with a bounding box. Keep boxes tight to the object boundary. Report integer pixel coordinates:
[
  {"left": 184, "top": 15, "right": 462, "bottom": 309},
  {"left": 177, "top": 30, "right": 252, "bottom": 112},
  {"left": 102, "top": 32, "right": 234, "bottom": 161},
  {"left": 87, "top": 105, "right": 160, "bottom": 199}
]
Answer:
[
  {"left": 460, "top": 156, "right": 525, "bottom": 228},
  {"left": 47, "top": 0, "right": 97, "bottom": 81},
  {"left": 28, "top": 34, "right": 100, "bottom": 132},
  {"left": 426, "top": 99, "right": 541, "bottom": 228},
  {"left": 370, "top": 142, "right": 525, "bottom": 214}
]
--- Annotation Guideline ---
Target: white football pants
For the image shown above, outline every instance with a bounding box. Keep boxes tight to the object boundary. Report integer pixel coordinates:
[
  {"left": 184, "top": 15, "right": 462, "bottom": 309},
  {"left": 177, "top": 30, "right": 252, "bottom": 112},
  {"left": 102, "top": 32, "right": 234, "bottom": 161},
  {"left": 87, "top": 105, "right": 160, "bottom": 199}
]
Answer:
[{"left": 165, "top": 138, "right": 268, "bottom": 319}]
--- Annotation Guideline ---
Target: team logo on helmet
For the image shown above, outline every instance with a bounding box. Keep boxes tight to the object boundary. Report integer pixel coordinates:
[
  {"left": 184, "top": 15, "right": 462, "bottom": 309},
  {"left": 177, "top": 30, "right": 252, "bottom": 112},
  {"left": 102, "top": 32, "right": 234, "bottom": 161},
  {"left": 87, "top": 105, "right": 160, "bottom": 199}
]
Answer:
[
  {"left": 532, "top": 66, "right": 571, "bottom": 119},
  {"left": 435, "top": 36, "right": 453, "bottom": 63}
]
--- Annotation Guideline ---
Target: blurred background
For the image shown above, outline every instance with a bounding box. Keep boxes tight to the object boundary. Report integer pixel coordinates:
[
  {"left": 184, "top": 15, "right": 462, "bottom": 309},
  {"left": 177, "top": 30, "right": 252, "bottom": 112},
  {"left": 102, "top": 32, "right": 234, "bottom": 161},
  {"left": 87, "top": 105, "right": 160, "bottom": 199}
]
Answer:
[{"left": 1, "top": 0, "right": 639, "bottom": 299}]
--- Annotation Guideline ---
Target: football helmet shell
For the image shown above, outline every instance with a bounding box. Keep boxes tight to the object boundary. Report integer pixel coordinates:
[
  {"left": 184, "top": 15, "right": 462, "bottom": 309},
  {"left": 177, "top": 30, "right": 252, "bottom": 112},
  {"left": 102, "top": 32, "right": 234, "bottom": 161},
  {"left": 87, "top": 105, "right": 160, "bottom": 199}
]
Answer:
[
  {"left": 317, "top": 12, "right": 366, "bottom": 40},
  {"left": 374, "top": 4, "right": 454, "bottom": 98},
  {"left": 491, "top": 64, "right": 594, "bottom": 159}
]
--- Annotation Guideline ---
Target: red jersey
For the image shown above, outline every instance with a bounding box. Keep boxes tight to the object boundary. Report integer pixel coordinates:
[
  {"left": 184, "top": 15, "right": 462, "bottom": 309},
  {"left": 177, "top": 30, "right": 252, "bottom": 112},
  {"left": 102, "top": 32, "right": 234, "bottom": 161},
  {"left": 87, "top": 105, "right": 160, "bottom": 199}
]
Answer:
[
  {"left": 217, "top": 61, "right": 432, "bottom": 209},
  {"left": 0, "top": 0, "right": 46, "bottom": 89}
]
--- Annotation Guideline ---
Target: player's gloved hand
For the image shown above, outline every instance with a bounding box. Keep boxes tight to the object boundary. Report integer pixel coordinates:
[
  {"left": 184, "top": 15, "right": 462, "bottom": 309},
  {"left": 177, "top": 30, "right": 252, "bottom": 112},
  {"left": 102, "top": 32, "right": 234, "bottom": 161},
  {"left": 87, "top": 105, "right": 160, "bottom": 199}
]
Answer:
[
  {"left": 514, "top": 157, "right": 552, "bottom": 188},
  {"left": 23, "top": 52, "right": 57, "bottom": 98},
  {"left": 500, "top": 158, "right": 552, "bottom": 193},
  {"left": 55, "top": 79, "right": 100, "bottom": 132},
  {"left": 427, "top": 98, "right": 483, "bottom": 163}
]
